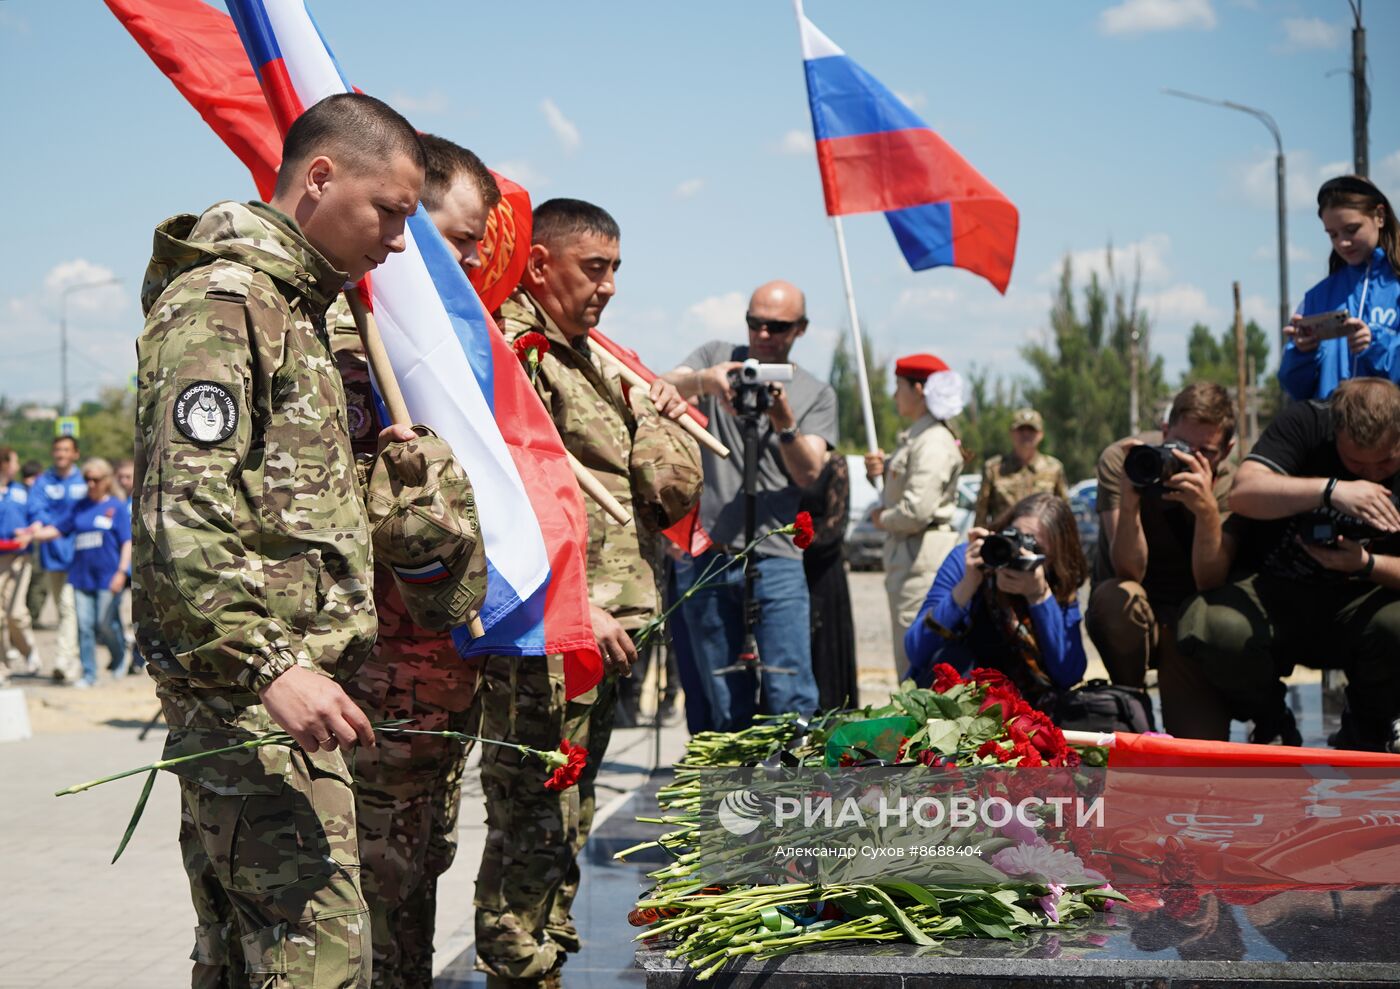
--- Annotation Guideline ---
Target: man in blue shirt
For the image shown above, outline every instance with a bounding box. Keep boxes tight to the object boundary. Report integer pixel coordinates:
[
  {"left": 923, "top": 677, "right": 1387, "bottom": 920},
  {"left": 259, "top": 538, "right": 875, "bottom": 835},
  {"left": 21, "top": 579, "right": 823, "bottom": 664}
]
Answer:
[
  {"left": 0, "top": 446, "right": 39, "bottom": 685},
  {"left": 28, "top": 435, "right": 86, "bottom": 682}
]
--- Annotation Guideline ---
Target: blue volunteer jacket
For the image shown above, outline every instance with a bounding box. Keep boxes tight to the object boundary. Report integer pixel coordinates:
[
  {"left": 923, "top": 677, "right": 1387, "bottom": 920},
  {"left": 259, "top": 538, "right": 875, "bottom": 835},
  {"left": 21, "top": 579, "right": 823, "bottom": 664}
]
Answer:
[
  {"left": 30, "top": 467, "right": 89, "bottom": 571},
  {"left": 0, "top": 481, "right": 33, "bottom": 553},
  {"left": 1278, "top": 247, "right": 1400, "bottom": 400}
]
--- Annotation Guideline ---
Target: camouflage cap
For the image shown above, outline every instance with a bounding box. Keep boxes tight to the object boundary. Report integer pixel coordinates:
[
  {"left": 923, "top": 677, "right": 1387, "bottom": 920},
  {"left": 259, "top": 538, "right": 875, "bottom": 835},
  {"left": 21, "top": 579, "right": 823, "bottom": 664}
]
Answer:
[
  {"left": 1010, "top": 408, "right": 1044, "bottom": 432},
  {"left": 365, "top": 426, "right": 487, "bottom": 631}
]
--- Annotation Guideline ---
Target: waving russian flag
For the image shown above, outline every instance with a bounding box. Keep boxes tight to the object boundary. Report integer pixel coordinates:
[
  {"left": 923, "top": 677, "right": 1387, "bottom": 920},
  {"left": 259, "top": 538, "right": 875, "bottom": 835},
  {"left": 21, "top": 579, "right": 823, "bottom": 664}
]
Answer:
[
  {"left": 796, "top": 4, "right": 1019, "bottom": 293},
  {"left": 219, "top": 0, "right": 599, "bottom": 695},
  {"left": 107, "top": 0, "right": 600, "bottom": 696}
]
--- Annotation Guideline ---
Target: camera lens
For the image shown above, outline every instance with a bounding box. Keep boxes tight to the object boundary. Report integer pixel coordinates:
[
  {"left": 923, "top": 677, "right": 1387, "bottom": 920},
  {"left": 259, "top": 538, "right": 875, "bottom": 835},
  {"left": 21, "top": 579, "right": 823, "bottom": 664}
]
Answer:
[
  {"left": 981, "top": 533, "right": 1016, "bottom": 568},
  {"left": 1123, "top": 445, "right": 1166, "bottom": 488}
]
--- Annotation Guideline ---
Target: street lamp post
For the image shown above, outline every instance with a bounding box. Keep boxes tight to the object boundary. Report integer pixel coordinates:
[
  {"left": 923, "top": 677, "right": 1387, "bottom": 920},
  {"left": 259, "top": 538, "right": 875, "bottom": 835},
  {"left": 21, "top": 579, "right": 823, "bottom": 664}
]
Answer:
[
  {"left": 59, "top": 277, "right": 121, "bottom": 415},
  {"left": 1163, "top": 89, "right": 1290, "bottom": 359}
]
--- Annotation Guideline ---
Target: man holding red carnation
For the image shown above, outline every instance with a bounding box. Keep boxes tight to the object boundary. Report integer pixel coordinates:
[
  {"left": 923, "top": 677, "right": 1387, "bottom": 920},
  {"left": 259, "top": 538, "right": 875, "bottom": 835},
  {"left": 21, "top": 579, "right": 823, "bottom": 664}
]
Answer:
[{"left": 481, "top": 197, "right": 701, "bottom": 988}]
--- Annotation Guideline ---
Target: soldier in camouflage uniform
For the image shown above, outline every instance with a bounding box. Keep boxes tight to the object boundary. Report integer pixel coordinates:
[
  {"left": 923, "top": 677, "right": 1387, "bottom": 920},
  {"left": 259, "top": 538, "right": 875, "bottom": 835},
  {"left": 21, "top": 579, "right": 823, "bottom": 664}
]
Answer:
[
  {"left": 331, "top": 134, "right": 499, "bottom": 989},
  {"left": 132, "top": 94, "right": 424, "bottom": 989},
  {"left": 974, "top": 407, "right": 1070, "bottom": 529},
  {"left": 476, "top": 199, "right": 700, "bottom": 988}
]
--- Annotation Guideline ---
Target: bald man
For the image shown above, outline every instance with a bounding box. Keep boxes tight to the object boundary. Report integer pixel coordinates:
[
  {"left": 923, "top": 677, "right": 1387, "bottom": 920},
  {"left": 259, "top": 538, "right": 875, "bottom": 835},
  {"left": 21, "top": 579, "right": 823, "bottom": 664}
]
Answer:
[{"left": 663, "top": 281, "right": 835, "bottom": 730}]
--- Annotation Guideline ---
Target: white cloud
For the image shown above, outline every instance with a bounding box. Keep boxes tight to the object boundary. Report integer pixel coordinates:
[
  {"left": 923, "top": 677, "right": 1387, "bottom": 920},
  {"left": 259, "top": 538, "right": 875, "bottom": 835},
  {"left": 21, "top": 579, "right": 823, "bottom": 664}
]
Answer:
[
  {"left": 1099, "top": 0, "right": 1216, "bottom": 36},
  {"left": 389, "top": 89, "right": 449, "bottom": 116},
  {"left": 1, "top": 259, "right": 136, "bottom": 404},
  {"left": 775, "top": 129, "right": 815, "bottom": 155},
  {"left": 674, "top": 178, "right": 705, "bottom": 199},
  {"left": 894, "top": 90, "right": 927, "bottom": 111},
  {"left": 1039, "top": 234, "right": 1174, "bottom": 287},
  {"left": 1277, "top": 17, "right": 1343, "bottom": 52},
  {"left": 1139, "top": 283, "right": 1219, "bottom": 324},
  {"left": 683, "top": 292, "right": 747, "bottom": 337},
  {"left": 1375, "top": 149, "right": 1400, "bottom": 189},
  {"left": 44, "top": 260, "right": 126, "bottom": 313},
  {"left": 1238, "top": 152, "right": 1353, "bottom": 213},
  {"left": 874, "top": 281, "right": 1051, "bottom": 378},
  {"left": 540, "top": 99, "right": 581, "bottom": 154},
  {"left": 1253, "top": 241, "right": 1313, "bottom": 263},
  {"left": 491, "top": 159, "right": 549, "bottom": 190}
]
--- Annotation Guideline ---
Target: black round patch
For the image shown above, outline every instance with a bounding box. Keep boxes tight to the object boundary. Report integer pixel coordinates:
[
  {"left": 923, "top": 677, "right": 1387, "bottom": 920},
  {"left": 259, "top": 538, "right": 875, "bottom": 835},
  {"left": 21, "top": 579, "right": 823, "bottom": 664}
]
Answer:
[
  {"left": 173, "top": 381, "right": 239, "bottom": 445},
  {"left": 346, "top": 401, "right": 371, "bottom": 440}
]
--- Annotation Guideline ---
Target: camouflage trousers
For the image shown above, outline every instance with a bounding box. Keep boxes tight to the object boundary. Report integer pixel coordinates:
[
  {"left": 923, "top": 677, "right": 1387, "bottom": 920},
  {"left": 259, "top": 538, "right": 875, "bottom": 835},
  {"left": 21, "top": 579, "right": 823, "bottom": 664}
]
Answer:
[
  {"left": 346, "top": 640, "right": 480, "bottom": 989},
  {"left": 159, "top": 685, "right": 370, "bottom": 989},
  {"left": 473, "top": 655, "right": 617, "bottom": 981}
]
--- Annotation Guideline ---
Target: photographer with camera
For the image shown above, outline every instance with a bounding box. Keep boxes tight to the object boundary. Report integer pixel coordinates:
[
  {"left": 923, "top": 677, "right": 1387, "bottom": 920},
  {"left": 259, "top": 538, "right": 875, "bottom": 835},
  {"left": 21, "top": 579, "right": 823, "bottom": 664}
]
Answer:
[
  {"left": 1177, "top": 378, "right": 1400, "bottom": 751},
  {"left": 1087, "top": 383, "right": 1237, "bottom": 738},
  {"left": 904, "top": 492, "right": 1089, "bottom": 711},
  {"left": 663, "top": 280, "right": 835, "bottom": 731}
]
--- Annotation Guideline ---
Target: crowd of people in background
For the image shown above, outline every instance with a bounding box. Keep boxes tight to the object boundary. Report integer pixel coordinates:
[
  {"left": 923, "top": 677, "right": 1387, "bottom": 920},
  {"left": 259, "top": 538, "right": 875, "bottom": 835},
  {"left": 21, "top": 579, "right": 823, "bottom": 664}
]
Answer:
[{"left": 0, "top": 436, "right": 138, "bottom": 690}]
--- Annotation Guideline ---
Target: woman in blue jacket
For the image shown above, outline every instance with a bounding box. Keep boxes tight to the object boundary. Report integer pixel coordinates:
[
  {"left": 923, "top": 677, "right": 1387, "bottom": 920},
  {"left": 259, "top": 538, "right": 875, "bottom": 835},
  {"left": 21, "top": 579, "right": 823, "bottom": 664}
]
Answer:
[
  {"left": 904, "top": 492, "right": 1089, "bottom": 712},
  {"left": 1279, "top": 175, "right": 1400, "bottom": 400}
]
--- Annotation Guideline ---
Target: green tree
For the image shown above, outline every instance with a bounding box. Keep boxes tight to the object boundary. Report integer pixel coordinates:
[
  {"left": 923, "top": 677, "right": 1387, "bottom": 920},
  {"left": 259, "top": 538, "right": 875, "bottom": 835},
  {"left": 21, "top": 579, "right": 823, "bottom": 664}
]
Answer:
[
  {"left": 829, "top": 328, "right": 899, "bottom": 453},
  {"left": 1181, "top": 318, "right": 1283, "bottom": 427},
  {"left": 952, "top": 366, "right": 1019, "bottom": 471},
  {"left": 75, "top": 387, "right": 136, "bottom": 464},
  {"left": 1019, "top": 252, "right": 1169, "bottom": 482}
]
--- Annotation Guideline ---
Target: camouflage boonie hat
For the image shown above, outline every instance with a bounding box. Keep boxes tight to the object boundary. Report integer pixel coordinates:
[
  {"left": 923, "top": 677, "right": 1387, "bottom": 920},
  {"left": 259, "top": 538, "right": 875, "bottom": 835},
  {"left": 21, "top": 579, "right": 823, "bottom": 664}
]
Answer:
[
  {"left": 366, "top": 426, "right": 487, "bottom": 630},
  {"left": 628, "top": 413, "right": 702, "bottom": 532}
]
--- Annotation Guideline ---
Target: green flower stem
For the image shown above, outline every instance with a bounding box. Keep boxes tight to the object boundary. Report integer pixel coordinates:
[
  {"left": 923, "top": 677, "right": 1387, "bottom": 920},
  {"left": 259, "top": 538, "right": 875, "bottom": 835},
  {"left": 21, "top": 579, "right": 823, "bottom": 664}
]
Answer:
[
  {"left": 376, "top": 727, "right": 567, "bottom": 769},
  {"left": 633, "top": 522, "right": 796, "bottom": 650},
  {"left": 55, "top": 734, "right": 292, "bottom": 797}
]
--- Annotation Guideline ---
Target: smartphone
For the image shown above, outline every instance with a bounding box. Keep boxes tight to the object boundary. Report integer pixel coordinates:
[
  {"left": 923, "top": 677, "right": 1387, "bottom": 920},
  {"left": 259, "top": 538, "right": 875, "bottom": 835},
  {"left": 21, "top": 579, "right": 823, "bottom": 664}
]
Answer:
[{"left": 1295, "top": 310, "right": 1350, "bottom": 340}]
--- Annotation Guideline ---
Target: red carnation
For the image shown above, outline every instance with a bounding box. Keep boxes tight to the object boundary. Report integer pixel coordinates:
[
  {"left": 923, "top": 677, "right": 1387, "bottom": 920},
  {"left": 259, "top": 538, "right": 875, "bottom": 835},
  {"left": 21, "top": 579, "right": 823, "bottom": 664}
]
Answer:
[
  {"left": 792, "top": 511, "right": 815, "bottom": 550},
  {"left": 931, "top": 663, "right": 963, "bottom": 693},
  {"left": 543, "top": 739, "right": 588, "bottom": 792},
  {"left": 512, "top": 330, "right": 550, "bottom": 361},
  {"left": 968, "top": 667, "right": 1011, "bottom": 688}
]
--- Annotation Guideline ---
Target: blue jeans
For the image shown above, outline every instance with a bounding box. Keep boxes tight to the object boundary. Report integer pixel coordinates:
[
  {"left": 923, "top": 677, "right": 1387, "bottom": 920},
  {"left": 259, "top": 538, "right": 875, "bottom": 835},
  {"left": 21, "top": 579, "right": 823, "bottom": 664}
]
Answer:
[
  {"left": 74, "top": 587, "right": 125, "bottom": 684},
  {"left": 675, "top": 551, "right": 819, "bottom": 732}
]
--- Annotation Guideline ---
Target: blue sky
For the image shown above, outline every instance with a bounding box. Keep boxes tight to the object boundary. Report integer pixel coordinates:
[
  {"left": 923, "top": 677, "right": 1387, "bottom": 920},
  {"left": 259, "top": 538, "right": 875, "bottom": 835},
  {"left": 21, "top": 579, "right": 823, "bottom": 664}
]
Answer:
[{"left": 2, "top": 0, "right": 1397, "bottom": 409}]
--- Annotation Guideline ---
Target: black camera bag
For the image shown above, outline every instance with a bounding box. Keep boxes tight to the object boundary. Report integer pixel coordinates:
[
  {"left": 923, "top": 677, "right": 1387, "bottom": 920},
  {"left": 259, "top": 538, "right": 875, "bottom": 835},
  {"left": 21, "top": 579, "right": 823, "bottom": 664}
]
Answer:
[{"left": 1053, "top": 679, "right": 1157, "bottom": 734}]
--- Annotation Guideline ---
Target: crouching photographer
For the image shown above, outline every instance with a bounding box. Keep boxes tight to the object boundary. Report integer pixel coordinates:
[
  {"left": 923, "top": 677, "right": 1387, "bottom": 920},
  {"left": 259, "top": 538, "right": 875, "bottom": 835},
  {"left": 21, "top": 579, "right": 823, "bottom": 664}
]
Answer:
[
  {"left": 904, "top": 492, "right": 1089, "bottom": 712},
  {"left": 1087, "top": 383, "right": 1236, "bottom": 739},
  {"left": 1177, "top": 378, "right": 1400, "bottom": 751}
]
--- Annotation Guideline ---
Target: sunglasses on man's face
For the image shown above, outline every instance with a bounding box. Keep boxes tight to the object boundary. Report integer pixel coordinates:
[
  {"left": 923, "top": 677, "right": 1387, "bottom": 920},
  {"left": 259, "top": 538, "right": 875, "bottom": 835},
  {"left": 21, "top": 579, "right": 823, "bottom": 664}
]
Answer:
[
  {"left": 84, "top": 475, "right": 105, "bottom": 483},
  {"left": 745, "top": 313, "right": 806, "bottom": 336}
]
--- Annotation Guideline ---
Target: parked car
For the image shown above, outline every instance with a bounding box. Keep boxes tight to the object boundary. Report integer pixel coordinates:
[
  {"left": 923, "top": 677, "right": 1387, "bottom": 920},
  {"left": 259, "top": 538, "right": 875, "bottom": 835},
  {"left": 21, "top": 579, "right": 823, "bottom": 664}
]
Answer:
[
  {"left": 843, "top": 462, "right": 982, "bottom": 571},
  {"left": 1068, "top": 478, "right": 1099, "bottom": 563}
]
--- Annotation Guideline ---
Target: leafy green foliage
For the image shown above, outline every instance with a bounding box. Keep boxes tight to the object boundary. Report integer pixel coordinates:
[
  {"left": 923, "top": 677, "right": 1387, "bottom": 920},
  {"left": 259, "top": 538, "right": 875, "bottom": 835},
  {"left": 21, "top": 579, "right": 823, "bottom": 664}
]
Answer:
[{"left": 828, "top": 327, "right": 901, "bottom": 454}]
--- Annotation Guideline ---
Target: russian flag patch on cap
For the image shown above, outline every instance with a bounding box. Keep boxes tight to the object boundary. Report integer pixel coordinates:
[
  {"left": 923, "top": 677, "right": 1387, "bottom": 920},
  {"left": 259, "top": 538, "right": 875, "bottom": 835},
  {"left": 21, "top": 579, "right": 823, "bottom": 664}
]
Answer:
[{"left": 392, "top": 560, "right": 452, "bottom": 585}]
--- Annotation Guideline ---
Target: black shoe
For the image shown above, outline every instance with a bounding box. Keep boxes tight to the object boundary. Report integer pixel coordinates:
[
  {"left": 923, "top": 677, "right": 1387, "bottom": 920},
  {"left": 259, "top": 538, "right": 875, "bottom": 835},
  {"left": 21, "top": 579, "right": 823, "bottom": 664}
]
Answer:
[
  {"left": 1250, "top": 706, "right": 1302, "bottom": 747},
  {"left": 655, "top": 695, "right": 679, "bottom": 726}
]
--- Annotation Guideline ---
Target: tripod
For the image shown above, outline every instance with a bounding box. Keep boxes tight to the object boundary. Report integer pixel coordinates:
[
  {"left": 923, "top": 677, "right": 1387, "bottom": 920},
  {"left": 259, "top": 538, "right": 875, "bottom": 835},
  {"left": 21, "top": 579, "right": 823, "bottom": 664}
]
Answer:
[{"left": 712, "top": 381, "right": 795, "bottom": 701}]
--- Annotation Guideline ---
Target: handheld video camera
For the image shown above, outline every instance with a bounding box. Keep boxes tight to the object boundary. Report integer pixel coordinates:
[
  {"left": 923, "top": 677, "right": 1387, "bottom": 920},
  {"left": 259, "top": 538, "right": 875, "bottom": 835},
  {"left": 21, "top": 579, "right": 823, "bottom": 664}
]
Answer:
[
  {"left": 980, "top": 527, "right": 1046, "bottom": 571},
  {"left": 727, "top": 358, "right": 795, "bottom": 416},
  {"left": 1124, "top": 440, "right": 1193, "bottom": 492}
]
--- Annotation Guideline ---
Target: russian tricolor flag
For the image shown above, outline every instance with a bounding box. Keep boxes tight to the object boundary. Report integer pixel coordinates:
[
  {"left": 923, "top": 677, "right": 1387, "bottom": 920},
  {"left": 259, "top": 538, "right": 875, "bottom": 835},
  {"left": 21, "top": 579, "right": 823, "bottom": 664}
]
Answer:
[
  {"left": 106, "top": 0, "right": 601, "bottom": 696},
  {"left": 798, "top": 8, "right": 1019, "bottom": 293}
]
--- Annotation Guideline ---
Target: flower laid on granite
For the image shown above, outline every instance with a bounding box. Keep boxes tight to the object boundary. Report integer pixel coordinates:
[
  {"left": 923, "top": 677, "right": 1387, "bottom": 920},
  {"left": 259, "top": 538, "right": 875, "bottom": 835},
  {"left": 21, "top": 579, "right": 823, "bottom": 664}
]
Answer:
[
  {"left": 616, "top": 678, "right": 1126, "bottom": 978},
  {"left": 512, "top": 330, "right": 550, "bottom": 384}
]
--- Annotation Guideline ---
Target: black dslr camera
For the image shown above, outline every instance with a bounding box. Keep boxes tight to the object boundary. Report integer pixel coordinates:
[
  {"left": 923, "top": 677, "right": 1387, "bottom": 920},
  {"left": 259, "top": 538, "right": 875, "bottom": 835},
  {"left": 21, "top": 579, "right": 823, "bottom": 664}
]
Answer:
[
  {"left": 727, "top": 358, "right": 794, "bottom": 416},
  {"left": 981, "top": 527, "right": 1046, "bottom": 571},
  {"left": 1124, "top": 440, "right": 1193, "bottom": 492},
  {"left": 1302, "top": 511, "right": 1384, "bottom": 549}
]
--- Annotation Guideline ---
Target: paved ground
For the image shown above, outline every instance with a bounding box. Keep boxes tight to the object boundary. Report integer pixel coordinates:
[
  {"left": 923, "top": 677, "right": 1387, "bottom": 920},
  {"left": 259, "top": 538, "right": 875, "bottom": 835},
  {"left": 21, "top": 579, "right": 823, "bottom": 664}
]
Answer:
[{"left": 0, "top": 570, "right": 1326, "bottom": 986}]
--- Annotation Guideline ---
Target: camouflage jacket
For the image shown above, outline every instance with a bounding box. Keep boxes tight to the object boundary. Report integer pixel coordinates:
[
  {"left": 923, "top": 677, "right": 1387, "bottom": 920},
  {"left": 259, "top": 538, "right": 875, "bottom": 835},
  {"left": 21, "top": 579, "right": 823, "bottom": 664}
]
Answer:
[
  {"left": 974, "top": 451, "right": 1069, "bottom": 530},
  {"left": 133, "top": 201, "right": 376, "bottom": 694},
  {"left": 499, "top": 290, "right": 659, "bottom": 628}
]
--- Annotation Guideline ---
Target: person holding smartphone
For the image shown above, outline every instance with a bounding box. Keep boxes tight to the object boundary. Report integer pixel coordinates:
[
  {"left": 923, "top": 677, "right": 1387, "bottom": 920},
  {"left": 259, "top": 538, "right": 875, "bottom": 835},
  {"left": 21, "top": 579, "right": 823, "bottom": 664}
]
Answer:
[{"left": 1279, "top": 175, "right": 1400, "bottom": 401}]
